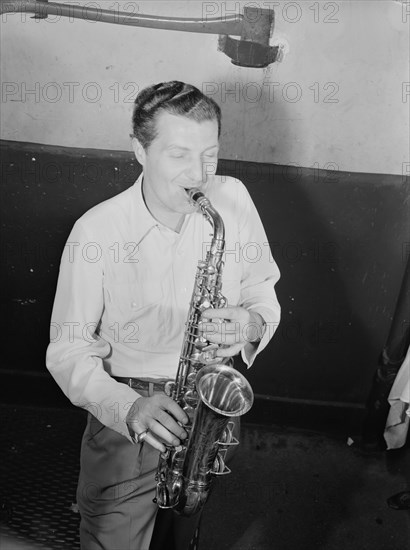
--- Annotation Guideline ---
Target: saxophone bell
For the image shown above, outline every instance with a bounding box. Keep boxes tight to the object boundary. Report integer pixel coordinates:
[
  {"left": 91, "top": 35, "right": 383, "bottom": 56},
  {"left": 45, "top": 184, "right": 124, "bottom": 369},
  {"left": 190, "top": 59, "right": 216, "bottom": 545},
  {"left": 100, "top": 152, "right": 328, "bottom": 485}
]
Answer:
[
  {"left": 172, "top": 364, "right": 253, "bottom": 516},
  {"left": 196, "top": 364, "right": 254, "bottom": 419}
]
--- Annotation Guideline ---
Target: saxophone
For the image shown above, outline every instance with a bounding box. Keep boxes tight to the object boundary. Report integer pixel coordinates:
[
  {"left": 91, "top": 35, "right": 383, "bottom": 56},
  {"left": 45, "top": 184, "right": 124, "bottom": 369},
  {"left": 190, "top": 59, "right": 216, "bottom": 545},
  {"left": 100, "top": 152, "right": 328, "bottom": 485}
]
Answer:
[{"left": 154, "top": 187, "right": 254, "bottom": 517}]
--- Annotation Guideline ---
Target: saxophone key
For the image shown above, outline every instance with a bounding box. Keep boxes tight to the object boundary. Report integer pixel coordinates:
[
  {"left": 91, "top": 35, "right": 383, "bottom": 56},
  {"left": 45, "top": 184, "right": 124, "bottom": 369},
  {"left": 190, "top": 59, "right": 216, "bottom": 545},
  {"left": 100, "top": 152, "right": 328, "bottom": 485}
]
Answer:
[
  {"left": 211, "top": 454, "right": 230, "bottom": 475},
  {"left": 186, "top": 372, "right": 197, "bottom": 385},
  {"left": 183, "top": 389, "right": 198, "bottom": 407},
  {"left": 199, "top": 299, "right": 211, "bottom": 310},
  {"left": 193, "top": 336, "right": 208, "bottom": 349},
  {"left": 164, "top": 381, "right": 175, "bottom": 397}
]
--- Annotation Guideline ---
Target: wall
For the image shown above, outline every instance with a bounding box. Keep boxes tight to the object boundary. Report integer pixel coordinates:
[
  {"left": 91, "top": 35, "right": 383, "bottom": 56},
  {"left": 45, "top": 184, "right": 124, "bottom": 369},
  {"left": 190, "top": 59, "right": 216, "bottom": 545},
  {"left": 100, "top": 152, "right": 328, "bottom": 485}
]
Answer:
[
  {"left": 1, "top": 140, "right": 408, "bottom": 417},
  {"left": 0, "top": 0, "right": 408, "bottom": 174},
  {"left": 0, "top": 1, "right": 409, "bottom": 422}
]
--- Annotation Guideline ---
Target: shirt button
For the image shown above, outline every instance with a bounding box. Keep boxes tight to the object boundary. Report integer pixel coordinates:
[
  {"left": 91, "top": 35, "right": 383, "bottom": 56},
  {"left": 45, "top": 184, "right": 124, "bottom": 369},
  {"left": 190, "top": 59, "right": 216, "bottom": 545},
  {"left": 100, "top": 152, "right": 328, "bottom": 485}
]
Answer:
[{"left": 131, "top": 301, "right": 138, "bottom": 308}]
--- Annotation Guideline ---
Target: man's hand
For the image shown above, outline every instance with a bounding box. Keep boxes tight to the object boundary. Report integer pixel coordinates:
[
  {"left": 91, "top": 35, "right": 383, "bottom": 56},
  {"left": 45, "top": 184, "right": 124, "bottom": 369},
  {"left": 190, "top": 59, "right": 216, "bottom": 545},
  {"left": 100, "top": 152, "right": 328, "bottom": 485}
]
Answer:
[
  {"left": 126, "top": 394, "right": 189, "bottom": 453},
  {"left": 198, "top": 306, "right": 265, "bottom": 357}
]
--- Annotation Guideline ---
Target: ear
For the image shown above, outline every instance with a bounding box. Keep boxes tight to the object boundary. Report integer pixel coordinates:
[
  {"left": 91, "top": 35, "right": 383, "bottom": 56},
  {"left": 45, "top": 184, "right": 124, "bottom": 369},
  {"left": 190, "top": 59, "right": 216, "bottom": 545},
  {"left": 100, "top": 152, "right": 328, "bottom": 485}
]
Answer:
[{"left": 131, "top": 137, "right": 146, "bottom": 166}]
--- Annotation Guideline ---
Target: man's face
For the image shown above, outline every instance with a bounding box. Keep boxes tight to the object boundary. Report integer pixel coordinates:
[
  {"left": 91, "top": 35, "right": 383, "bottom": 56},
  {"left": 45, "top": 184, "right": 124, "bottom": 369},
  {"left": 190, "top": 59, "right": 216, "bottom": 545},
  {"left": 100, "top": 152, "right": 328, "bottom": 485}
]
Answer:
[{"left": 134, "top": 111, "right": 219, "bottom": 222}]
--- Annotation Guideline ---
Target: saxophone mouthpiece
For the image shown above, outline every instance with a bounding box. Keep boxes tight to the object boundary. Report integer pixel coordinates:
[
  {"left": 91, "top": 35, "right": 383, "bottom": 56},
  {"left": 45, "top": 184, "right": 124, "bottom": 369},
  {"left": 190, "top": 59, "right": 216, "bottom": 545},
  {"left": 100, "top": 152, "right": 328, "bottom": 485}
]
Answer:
[{"left": 185, "top": 187, "right": 204, "bottom": 205}]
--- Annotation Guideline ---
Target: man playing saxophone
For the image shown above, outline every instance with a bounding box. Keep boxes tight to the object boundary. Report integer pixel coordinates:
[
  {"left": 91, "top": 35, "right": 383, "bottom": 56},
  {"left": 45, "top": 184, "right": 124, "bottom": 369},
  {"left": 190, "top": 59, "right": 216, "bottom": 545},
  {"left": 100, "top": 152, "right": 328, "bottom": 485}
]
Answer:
[{"left": 46, "top": 81, "right": 281, "bottom": 550}]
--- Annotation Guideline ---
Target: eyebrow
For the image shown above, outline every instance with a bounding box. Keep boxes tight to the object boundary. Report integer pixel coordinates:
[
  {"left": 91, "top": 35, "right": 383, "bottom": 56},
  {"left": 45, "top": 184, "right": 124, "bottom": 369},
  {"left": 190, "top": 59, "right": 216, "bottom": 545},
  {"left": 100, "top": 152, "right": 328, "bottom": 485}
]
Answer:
[{"left": 167, "top": 144, "right": 219, "bottom": 152}]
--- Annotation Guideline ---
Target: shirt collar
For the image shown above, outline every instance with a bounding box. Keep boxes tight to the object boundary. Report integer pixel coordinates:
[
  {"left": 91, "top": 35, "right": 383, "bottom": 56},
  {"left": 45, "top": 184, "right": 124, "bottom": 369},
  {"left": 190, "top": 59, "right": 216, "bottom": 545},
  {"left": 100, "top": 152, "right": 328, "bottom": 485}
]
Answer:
[
  {"left": 131, "top": 172, "right": 216, "bottom": 244},
  {"left": 131, "top": 172, "right": 159, "bottom": 246}
]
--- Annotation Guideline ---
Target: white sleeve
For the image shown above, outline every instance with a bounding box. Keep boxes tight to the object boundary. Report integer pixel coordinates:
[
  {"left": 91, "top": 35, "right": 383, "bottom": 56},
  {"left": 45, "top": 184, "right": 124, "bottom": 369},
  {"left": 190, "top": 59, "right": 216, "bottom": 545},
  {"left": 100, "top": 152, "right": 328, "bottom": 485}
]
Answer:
[
  {"left": 45, "top": 219, "right": 139, "bottom": 441},
  {"left": 236, "top": 181, "right": 281, "bottom": 367}
]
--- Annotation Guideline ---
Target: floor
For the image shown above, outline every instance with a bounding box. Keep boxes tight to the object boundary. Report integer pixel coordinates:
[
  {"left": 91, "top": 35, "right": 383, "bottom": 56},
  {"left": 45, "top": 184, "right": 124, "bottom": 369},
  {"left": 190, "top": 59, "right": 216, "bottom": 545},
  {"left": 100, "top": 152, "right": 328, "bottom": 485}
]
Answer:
[{"left": 0, "top": 404, "right": 409, "bottom": 550}]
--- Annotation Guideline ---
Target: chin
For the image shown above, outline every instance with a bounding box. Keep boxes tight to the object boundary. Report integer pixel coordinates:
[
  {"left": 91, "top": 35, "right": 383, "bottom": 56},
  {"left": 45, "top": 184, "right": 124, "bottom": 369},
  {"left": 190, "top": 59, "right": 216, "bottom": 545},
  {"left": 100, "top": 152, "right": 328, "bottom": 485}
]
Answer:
[{"left": 183, "top": 203, "right": 198, "bottom": 214}]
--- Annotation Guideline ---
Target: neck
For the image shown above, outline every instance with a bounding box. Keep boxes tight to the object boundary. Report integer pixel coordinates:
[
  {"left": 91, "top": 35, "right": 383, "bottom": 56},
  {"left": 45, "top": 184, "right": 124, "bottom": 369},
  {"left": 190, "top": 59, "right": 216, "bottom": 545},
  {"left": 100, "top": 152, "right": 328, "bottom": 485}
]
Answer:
[
  {"left": 141, "top": 178, "right": 185, "bottom": 233},
  {"left": 173, "top": 215, "right": 186, "bottom": 233}
]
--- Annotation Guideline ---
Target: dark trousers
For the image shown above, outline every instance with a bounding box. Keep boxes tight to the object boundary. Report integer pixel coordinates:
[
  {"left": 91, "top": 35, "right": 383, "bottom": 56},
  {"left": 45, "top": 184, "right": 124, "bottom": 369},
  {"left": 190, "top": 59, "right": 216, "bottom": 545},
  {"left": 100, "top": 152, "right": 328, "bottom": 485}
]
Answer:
[{"left": 77, "top": 407, "right": 239, "bottom": 550}]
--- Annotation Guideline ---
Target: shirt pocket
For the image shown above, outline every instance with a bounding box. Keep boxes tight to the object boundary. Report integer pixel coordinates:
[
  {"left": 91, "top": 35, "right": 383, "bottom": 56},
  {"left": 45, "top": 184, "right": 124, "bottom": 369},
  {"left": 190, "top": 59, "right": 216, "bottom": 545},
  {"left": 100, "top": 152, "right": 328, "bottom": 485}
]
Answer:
[{"left": 103, "top": 277, "right": 164, "bottom": 324}]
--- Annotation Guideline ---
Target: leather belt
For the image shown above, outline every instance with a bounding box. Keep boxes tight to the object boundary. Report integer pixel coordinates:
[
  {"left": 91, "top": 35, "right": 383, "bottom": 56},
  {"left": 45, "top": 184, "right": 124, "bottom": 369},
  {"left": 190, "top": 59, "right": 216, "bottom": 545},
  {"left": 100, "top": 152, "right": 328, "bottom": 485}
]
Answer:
[{"left": 112, "top": 376, "right": 171, "bottom": 393}]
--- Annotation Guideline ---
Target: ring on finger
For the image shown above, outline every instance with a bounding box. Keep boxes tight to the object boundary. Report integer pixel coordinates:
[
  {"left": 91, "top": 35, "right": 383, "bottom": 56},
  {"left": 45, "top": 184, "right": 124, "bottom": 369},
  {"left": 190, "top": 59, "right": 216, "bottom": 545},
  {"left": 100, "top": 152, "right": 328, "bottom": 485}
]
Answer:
[{"left": 136, "top": 429, "right": 149, "bottom": 443}]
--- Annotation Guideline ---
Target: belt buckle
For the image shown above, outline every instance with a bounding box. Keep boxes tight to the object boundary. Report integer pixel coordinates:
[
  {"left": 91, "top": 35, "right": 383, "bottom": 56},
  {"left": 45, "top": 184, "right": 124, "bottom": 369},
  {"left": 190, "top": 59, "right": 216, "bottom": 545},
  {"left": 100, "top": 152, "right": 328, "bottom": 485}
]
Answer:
[
  {"left": 127, "top": 378, "right": 147, "bottom": 392},
  {"left": 125, "top": 378, "right": 169, "bottom": 394},
  {"left": 153, "top": 381, "right": 165, "bottom": 392},
  {"left": 136, "top": 379, "right": 149, "bottom": 392}
]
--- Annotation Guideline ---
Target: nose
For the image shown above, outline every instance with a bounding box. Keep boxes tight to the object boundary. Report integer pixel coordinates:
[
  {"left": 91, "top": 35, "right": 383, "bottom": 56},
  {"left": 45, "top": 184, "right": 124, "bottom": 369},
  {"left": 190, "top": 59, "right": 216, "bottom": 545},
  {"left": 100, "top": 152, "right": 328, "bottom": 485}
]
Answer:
[{"left": 186, "top": 156, "right": 205, "bottom": 184}]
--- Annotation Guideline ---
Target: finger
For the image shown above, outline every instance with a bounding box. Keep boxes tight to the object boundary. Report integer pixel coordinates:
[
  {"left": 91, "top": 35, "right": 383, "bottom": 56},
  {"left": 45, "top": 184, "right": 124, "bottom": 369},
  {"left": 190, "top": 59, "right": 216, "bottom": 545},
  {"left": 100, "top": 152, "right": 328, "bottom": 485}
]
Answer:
[
  {"left": 201, "top": 342, "right": 219, "bottom": 352},
  {"left": 143, "top": 431, "right": 167, "bottom": 453},
  {"left": 215, "top": 342, "right": 244, "bottom": 357},
  {"left": 155, "top": 408, "right": 188, "bottom": 441},
  {"left": 199, "top": 320, "right": 242, "bottom": 344},
  {"left": 198, "top": 321, "right": 219, "bottom": 334},
  {"left": 198, "top": 320, "right": 240, "bottom": 337},
  {"left": 148, "top": 420, "right": 184, "bottom": 448},
  {"left": 204, "top": 332, "right": 241, "bottom": 346},
  {"left": 158, "top": 395, "right": 189, "bottom": 426},
  {"left": 201, "top": 307, "right": 239, "bottom": 320}
]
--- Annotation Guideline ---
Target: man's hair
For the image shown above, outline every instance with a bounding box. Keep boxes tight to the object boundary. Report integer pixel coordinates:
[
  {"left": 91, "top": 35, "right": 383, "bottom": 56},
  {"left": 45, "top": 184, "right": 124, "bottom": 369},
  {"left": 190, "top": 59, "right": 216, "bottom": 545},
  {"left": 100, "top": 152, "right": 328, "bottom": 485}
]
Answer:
[{"left": 131, "top": 81, "right": 221, "bottom": 149}]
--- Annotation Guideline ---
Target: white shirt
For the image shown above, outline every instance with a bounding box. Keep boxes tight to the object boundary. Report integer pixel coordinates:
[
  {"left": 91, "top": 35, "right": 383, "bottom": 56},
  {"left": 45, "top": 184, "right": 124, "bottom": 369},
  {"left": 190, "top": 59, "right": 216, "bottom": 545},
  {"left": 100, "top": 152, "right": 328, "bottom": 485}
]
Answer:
[
  {"left": 46, "top": 174, "right": 281, "bottom": 440},
  {"left": 384, "top": 344, "right": 410, "bottom": 449}
]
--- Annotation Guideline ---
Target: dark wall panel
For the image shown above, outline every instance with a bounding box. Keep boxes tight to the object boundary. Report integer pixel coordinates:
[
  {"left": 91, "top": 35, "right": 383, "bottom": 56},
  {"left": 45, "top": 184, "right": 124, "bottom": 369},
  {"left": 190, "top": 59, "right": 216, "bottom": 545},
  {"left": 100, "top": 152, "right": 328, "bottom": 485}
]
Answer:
[{"left": 1, "top": 140, "right": 408, "bottom": 407}]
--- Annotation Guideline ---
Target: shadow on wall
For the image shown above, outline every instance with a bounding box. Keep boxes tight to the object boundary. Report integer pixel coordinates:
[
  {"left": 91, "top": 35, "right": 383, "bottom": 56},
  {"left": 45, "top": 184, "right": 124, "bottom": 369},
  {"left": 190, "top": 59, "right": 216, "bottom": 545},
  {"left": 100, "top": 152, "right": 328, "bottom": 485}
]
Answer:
[{"left": 0, "top": 140, "right": 408, "bottom": 409}]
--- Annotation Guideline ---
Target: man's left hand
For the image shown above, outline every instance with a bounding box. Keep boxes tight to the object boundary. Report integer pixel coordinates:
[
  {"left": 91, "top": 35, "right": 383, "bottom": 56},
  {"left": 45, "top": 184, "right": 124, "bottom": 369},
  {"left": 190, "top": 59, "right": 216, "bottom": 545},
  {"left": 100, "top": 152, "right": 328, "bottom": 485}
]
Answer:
[{"left": 198, "top": 306, "right": 265, "bottom": 357}]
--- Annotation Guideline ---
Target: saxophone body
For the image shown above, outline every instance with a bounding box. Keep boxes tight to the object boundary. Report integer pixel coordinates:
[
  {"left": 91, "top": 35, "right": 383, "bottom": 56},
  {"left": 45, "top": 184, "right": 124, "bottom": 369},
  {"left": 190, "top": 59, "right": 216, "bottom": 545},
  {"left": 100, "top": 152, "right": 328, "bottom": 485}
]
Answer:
[{"left": 154, "top": 188, "right": 254, "bottom": 517}]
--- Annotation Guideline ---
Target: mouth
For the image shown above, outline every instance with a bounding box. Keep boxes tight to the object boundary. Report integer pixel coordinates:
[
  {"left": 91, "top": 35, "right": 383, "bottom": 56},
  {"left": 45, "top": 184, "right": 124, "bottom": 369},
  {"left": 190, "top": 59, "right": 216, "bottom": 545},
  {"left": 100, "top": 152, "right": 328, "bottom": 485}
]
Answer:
[
  {"left": 182, "top": 186, "right": 200, "bottom": 197},
  {"left": 183, "top": 187, "right": 196, "bottom": 203},
  {"left": 184, "top": 187, "right": 206, "bottom": 207}
]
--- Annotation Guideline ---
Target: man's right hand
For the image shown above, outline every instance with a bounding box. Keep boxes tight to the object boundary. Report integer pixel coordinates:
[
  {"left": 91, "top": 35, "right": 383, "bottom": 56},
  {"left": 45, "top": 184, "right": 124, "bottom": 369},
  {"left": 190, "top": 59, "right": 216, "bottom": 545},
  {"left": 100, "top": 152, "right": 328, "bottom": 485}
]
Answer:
[{"left": 126, "top": 394, "right": 189, "bottom": 452}]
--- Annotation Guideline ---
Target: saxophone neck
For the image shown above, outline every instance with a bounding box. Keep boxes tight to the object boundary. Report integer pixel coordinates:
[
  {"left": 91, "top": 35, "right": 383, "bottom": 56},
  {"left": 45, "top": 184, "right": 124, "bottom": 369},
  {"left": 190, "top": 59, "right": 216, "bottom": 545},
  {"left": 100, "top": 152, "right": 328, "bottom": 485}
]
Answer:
[{"left": 186, "top": 188, "right": 225, "bottom": 262}]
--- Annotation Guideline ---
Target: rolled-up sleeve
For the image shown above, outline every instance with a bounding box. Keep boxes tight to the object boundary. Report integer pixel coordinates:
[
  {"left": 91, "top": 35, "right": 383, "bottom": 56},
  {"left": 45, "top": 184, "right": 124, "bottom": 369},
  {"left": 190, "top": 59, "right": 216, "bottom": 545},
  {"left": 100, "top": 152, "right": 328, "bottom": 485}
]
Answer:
[{"left": 46, "top": 219, "right": 139, "bottom": 441}]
